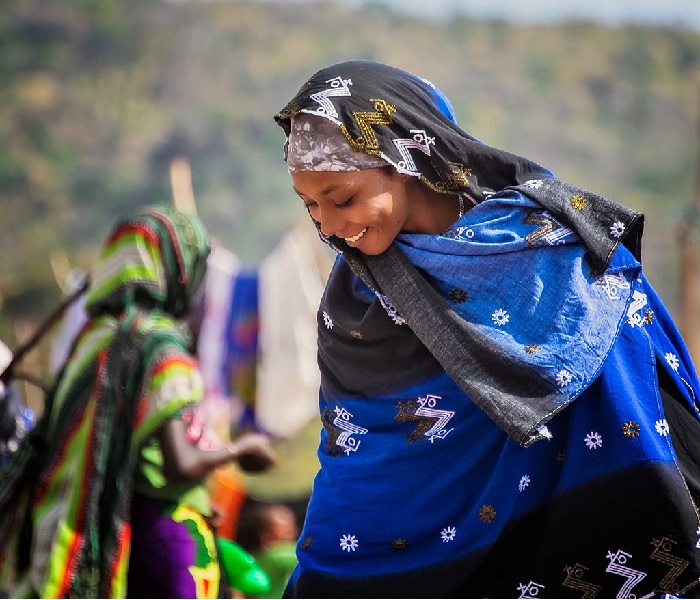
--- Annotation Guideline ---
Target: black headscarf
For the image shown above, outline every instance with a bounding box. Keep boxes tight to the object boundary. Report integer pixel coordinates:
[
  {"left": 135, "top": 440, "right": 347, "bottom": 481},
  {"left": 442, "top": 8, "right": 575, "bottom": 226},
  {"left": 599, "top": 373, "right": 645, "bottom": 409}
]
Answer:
[{"left": 275, "top": 59, "right": 643, "bottom": 274}]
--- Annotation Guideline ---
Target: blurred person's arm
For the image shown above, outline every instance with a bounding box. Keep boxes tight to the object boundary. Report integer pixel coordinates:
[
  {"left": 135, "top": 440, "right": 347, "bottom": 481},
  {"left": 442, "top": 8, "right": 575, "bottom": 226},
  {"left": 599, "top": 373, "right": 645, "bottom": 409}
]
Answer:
[{"left": 159, "top": 418, "right": 275, "bottom": 482}]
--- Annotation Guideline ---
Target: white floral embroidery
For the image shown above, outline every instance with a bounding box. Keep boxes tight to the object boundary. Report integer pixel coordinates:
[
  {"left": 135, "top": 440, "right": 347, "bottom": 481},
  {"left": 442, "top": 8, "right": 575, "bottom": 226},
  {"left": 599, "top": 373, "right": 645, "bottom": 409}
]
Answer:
[
  {"left": 492, "top": 308, "right": 509, "bottom": 326},
  {"left": 655, "top": 419, "right": 670, "bottom": 436},
  {"left": 523, "top": 179, "right": 544, "bottom": 189},
  {"left": 339, "top": 534, "right": 358, "bottom": 552},
  {"left": 696, "top": 526, "right": 700, "bottom": 549},
  {"left": 440, "top": 526, "right": 456, "bottom": 542},
  {"left": 323, "top": 311, "right": 333, "bottom": 329},
  {"left": 555, "top": 369, "right": 573, "bottom": 387},
  {"left": 518, "top": 475, "right": 530, "bottom": 492},
  {"left": 665, "top": 352, "right": 680, "bottom": 372},
  {"left": 610, "top": 221, "right": 626, "bottom": 238},
  {"left": 584, "top": 431, "right": 603, "bottom": 449}
]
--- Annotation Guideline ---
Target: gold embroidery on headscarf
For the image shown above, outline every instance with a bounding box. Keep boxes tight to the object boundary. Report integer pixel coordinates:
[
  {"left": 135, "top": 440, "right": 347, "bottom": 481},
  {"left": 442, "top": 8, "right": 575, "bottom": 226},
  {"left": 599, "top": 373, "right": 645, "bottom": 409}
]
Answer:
[
  {"left": 277, "top": 104, "right": 295, "bottom": 122},
  {"left": 433, "top": 162, "right": 472, "bottom": 192},
  {"left": 570, "top": 194, "right": 586, "bottom": 210},
  {"left": 562, "top": 563, "right": 602, "bottom": 598},
  {"left": 447, "top": 162, "right": 472, "bottom": 186},
  {"left": 277, "top": 82, "right": 311, "bottom": 121},
  {"left": 344, "top": 98, "right": 396, "bottom": 152},
  {"left": 524, "top": 344, "right": 540, "bottom": 355}
]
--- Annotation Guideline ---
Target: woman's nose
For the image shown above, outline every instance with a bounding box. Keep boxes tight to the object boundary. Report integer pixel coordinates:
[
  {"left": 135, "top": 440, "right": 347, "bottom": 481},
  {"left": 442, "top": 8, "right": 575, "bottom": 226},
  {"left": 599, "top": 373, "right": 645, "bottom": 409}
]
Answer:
[{"left": 318, "top": 205, "right": 343, "bottom": 238}]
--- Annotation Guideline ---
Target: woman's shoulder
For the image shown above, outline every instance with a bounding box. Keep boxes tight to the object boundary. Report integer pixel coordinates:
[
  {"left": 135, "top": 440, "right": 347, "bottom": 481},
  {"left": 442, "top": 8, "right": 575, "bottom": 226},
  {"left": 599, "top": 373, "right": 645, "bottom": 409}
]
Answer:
[
  {"left": 134, "top": 311, "right": 190, "bottom": 338},
  {"left": 129, "top": 311, "right": 195, "bottom": 362}
]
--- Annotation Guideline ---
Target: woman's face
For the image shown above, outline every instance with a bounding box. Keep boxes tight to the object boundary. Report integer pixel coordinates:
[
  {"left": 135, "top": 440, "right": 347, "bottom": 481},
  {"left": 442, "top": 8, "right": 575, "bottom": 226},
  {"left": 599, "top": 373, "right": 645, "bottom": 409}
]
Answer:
[{"left": 291, "top": 167, "right": 411, "bottom": 256}]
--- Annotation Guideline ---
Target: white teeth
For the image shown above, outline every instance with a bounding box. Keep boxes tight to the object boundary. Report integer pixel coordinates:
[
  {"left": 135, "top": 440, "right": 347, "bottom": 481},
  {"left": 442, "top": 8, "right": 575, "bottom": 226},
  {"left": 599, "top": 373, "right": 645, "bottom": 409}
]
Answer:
[{"left": 344, "top": 228, "right": 367, "bottom": 243}]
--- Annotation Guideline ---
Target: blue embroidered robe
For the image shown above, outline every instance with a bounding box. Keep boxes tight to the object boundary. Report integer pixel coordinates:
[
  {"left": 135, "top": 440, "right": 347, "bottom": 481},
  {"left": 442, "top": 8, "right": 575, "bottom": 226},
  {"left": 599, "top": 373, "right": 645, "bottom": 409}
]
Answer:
[{"left": 285, "top": 190, "right": 700, "bottom": 599}]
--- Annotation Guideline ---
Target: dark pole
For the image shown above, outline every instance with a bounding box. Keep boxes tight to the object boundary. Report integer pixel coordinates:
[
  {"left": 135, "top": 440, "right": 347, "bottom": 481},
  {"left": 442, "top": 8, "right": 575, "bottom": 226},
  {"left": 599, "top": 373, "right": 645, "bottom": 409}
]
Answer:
[{"left": 0, "top": 276, "right": 89, "bottom": 384}]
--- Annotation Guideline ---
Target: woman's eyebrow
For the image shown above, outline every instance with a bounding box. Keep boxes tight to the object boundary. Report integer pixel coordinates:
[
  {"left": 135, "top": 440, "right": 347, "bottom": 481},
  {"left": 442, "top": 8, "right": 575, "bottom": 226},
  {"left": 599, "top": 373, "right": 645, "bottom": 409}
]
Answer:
[{"left": 293, "top": 183, "right": 346, "bottom": 198}]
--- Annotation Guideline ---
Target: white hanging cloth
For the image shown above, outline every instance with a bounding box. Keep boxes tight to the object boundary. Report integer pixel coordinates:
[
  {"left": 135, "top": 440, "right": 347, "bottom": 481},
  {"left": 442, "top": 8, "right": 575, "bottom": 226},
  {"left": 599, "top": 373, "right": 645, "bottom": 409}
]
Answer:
[
  {"left": 197, "top": 244, "right": 241, "bottom": 445},
  {"left": 256, "top": 220, "right": 331, "bottom": 438}
]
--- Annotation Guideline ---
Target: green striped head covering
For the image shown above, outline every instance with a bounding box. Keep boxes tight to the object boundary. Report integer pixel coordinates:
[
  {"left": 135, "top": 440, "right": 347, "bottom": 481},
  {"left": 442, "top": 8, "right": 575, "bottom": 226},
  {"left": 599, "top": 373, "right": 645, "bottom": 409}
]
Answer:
[{"left": 85, "top": 206, "right": 211, "bottom": 319}]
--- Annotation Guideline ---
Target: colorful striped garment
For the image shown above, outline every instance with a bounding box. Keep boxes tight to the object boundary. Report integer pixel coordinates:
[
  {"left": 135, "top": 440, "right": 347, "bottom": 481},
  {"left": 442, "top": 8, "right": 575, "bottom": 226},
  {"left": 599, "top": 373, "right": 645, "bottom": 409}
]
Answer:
[{"left": 0, "top": 206, "right": 215, "bottom": 598}]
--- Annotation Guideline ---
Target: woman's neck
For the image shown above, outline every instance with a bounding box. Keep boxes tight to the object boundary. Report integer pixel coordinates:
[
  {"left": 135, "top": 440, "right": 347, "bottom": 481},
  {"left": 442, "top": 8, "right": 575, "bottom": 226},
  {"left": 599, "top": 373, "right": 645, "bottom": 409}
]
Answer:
[{"left": 404, "top": 184, "right": 465, "bottom": 235}]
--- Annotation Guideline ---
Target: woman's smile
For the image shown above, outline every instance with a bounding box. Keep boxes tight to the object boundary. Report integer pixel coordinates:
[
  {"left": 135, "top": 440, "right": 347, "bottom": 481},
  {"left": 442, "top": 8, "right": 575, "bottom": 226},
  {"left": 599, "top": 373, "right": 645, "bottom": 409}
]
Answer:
[{"left": 344, "top": 227, "right": 367, "bottom": 243}]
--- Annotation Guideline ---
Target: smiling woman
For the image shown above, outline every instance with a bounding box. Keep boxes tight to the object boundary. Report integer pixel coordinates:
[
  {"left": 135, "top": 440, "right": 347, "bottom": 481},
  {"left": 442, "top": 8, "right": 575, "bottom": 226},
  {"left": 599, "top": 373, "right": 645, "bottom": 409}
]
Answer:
[{"left": 273, "top": 59, "right": 700, "bottom": 598}]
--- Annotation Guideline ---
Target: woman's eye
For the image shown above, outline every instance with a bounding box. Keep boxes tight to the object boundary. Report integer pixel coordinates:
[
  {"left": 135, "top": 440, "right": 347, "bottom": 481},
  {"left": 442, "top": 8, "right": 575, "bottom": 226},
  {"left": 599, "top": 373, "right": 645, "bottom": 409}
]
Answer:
[
  {"left": 337, "top": 197, "right": 354, "bottom": 208},
  {"left": 305, "top": 204, "right": 320, "bottom": 219}
]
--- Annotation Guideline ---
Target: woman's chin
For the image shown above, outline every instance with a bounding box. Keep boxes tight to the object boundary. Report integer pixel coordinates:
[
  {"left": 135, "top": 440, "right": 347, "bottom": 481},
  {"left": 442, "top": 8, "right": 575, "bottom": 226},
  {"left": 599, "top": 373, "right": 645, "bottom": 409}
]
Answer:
[{"left": 356, "top": 241, "right": 391, "bottom": 256}]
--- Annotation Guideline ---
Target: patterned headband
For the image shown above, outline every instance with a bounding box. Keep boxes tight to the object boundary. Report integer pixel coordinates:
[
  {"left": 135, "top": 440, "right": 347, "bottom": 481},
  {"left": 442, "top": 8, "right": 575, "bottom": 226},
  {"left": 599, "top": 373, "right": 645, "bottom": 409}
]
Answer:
[{"left": 286, "top": 112, "right": 388, "bottom": 173}]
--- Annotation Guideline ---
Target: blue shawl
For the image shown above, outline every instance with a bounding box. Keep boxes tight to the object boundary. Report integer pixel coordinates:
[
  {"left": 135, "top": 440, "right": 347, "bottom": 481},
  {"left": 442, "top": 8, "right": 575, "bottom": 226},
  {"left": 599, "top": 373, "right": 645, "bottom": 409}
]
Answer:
[{"left": 289, "top": 191, "right": 700, "bottom": 598}]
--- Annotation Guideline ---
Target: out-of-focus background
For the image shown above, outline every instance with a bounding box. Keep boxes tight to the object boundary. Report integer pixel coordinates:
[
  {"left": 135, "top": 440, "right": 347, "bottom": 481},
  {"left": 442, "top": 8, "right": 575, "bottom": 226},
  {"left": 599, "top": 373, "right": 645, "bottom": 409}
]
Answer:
[{"left": 2, "top": 0, "right": 700, "bottom": 507}]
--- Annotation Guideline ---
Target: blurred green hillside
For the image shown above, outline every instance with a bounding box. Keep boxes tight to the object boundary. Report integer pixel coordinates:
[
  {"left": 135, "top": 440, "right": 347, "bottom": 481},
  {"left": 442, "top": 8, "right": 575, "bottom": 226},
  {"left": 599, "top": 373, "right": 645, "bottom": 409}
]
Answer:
[{"left": 2, "top": 0, "right": 700, "bottom": 365}]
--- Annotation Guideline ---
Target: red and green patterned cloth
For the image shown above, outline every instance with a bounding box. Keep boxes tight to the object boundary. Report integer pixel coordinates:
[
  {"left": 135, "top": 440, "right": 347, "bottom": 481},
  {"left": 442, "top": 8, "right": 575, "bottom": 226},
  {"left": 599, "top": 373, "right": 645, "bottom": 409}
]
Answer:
[{"left": 0, "top": 206, "right": 213, "bottom": 598}]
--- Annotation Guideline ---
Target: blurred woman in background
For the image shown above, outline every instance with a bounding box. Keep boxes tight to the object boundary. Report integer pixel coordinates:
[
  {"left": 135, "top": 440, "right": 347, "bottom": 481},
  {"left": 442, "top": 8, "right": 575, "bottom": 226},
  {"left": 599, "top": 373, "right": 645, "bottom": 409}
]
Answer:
[{"left": 0, "top": 205, "right": 275, "bottom": 598}]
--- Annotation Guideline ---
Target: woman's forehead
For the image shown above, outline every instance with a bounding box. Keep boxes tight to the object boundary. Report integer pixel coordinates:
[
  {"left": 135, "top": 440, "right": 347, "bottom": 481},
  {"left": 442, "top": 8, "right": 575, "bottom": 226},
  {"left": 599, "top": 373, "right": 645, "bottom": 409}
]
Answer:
[
  {"left": 292, "top": 167, "right": 388, "bottom": 195},
  {"left": 292, "top": 169, "right": 357, "bottom": 195}
]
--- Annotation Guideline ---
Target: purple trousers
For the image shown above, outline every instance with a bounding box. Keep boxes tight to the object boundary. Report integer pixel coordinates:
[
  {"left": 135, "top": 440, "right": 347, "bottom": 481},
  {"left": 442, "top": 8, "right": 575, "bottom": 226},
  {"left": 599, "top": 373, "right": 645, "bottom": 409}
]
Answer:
[{"left": 127, "top": 494, "right": 219, "bottom": 599}]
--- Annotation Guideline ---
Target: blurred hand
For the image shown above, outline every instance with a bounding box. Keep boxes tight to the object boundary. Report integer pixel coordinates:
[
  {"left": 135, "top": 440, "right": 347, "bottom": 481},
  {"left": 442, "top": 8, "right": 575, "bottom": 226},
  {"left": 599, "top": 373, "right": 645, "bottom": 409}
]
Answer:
[
  {"left": 206, "top": 501, "right": 226, "bottom": 530},
  {"left": 229, "top": 432, "right": 276, "bottom": 473}
]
